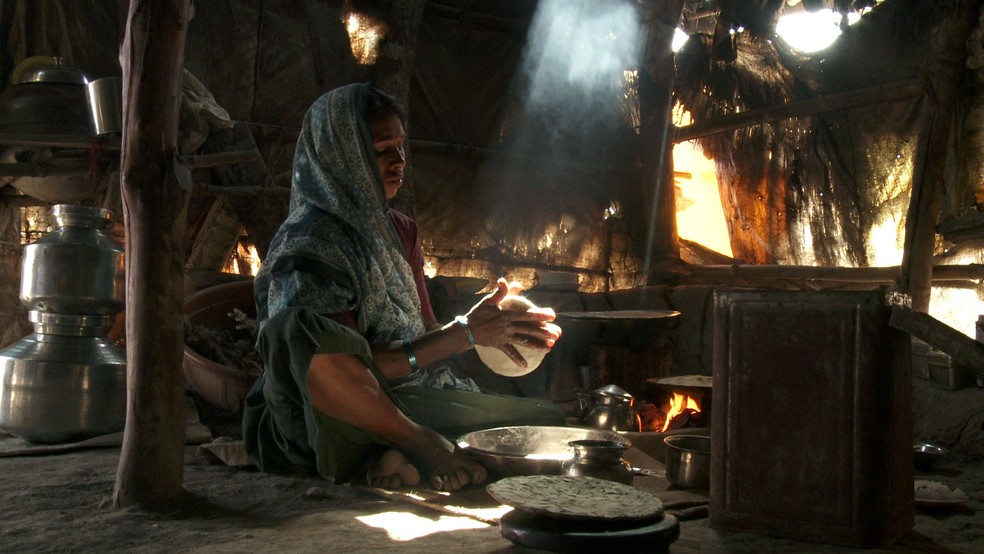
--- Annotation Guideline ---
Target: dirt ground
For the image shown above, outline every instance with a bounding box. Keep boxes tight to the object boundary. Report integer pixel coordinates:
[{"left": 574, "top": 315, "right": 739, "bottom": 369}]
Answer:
[{"left": 1, "top": 421, "right": 981, "bottom": 554}]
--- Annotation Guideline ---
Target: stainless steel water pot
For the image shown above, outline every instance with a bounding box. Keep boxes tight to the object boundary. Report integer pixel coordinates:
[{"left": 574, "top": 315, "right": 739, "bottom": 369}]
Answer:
[
  {"left": 0, "top": 313, "right": 126, "bottom": 443},
  {"left": 19, "top": 205, "right": 124, "bottom": 315}
]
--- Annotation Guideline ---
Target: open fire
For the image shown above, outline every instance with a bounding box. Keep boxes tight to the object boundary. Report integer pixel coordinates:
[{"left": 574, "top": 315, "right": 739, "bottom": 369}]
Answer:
[{"left": 638, "top": 375, "right": 711, "bottom": 433}]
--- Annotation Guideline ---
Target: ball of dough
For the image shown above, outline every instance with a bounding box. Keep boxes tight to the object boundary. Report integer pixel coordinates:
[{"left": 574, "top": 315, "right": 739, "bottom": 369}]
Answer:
[{"left": 475, "top": 295, "right": 550, "bottom": 377}]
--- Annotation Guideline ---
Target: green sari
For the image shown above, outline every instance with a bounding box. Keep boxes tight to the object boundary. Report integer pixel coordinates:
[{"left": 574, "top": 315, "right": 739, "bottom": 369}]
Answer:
[
  {"left": 243, "top": 307, "right": 565, "bottom": 483},
  {"left": 243, "top": 84, "right": 564, "bottom": 483}
]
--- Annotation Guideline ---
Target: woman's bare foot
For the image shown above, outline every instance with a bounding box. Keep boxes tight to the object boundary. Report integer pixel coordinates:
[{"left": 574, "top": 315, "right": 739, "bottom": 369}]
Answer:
[
  {"left": 367, "top": 449, "right": 421, "bottom": 489},
  {"left": 411, "top": 430, "right": 488, "bottom": 492}
]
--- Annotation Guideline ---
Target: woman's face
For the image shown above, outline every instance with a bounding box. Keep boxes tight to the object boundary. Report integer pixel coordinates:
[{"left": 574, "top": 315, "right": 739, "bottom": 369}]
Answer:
[{"left": 370, "top": 113, "right": 407, "bottom": 200}]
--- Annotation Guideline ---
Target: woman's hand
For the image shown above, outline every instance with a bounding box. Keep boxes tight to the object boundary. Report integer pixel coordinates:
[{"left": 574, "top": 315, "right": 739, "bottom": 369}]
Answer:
[{"left": 463, "top": 278, "right": 562, "bottom": 367}]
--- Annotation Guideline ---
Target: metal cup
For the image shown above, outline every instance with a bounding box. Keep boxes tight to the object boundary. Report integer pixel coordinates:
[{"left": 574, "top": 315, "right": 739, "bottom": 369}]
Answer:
[{"left": 86, "top": 77, "right": 122, "bottom": 135}]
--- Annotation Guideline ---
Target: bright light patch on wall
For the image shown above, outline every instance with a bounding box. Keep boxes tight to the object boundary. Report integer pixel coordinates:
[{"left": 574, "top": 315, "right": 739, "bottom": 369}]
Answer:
[
  {"left": 929, "top": 251, "right": 984, "bottom": 338},
  {"left": 673, "top": 107, "right": 733, "bottom": 257},
  {"left": 775, "top": 9, "right": 860, "bottom": 53},
  {"left": 345, "top": 12, "right": 385, "bottom": 65},
  {"left": 931, "top": 287, "right": 984, "bottom": 339},
  {"left": 356, "top": 511, "right": 488, "bottom": 541},
  {"left": 866, "top": 215, "right": 903, "bottom": 267},
  {"left": 672, "top": 28, "right": 689, "bottom": 52},
  {"left": 673, "top": 141, "right": 734, "bottom": 257}
]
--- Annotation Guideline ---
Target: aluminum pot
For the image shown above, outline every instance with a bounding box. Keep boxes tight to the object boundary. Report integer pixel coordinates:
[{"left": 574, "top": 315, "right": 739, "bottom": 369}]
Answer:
[
  {"left": 664, "top": 434, "right": 711, "bottom": 490},
  {"left": 20, "top": 205, "right": 124, "bottom": 315},
  {"left": 0, "top": 312, "right": 126, "bottom": 443}
]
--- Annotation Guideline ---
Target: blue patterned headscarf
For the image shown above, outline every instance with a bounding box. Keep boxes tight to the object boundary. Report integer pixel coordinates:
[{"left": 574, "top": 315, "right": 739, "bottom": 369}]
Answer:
[{"left": 254, "top": 83, "right": 425, "bottom": 342}]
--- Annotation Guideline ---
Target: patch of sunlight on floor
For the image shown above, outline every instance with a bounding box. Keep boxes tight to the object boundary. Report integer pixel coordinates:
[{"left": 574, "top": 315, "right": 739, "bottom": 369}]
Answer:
[{"left": 356, "top": 511, "right": 489, "bottom": 541}]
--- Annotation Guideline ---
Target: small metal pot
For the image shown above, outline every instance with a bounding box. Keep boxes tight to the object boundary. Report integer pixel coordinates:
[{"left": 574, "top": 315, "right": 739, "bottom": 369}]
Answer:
[
  {"left": 664, "top": 434, "right": 711, "bottom": 490},
  {"left": 913, "top": 442, "right": 945, "bottom": 471}
]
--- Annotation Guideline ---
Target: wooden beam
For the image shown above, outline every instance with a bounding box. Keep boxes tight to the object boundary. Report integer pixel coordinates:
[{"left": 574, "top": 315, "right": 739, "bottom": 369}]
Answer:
[
  {"left": 0, "top": 162, "right": 88, "bottom": 178},
  {"left": 180, "top": 149, "right": 261, "bottom": 169},
  {"left": 899, "top": 0, "right": 983, "bottom": 312},
  {"left": 113, "top": 0, "right": 194, "bottom": 507},
  {"left": 673, "top": 79, "right": 924, "bottom": 142},
  {"left": 890, "top": 306, "right": 984, "bottom": 380},
  {"left": 0, "top": 133, "right": 121, "bottom": 150},
  {"left": 650, "top": 263, "right": 984, "bottom": 285}
]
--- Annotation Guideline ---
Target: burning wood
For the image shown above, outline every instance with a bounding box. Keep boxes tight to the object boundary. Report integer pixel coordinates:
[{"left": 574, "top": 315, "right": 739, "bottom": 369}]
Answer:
[
  {"left": 638, "top": 375, "right": 712, "bottom": 432},
  {"left": 637, "top": 392, "right": 705, "bottom": 432}
]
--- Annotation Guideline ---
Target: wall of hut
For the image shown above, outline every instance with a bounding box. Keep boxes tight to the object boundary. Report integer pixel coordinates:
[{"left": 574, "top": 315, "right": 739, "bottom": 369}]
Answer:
[{"left": 1, "top": 0, "right": 983, "bottom": 390}]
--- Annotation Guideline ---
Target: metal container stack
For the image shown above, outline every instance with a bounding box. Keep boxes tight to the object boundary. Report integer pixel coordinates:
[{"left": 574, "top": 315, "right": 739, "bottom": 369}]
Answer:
[{"left": 0, "top": 204, "right": 126, "bottom": 443}]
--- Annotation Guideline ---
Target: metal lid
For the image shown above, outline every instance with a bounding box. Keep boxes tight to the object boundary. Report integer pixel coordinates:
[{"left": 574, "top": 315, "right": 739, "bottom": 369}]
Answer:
[{"left": 18, "top": 57, "right": 88, "bottom": 85}]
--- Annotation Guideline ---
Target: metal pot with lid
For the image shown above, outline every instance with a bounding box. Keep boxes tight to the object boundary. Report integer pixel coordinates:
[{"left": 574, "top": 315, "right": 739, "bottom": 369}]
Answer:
[
  {"left": 0, "top": 56, "right": 93, "bottom": 136},
  {"left": 576, "top": 384, "right": 643, "bottom": 432}
]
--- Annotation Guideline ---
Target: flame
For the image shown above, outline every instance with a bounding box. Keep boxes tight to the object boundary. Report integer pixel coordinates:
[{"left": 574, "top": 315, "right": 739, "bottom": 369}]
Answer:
[
  {"left": 661, "top": 392, "right": 700, "bottom": 432},
  {"left": 224, "top": 242, "right": 261, "bottom": 276}
]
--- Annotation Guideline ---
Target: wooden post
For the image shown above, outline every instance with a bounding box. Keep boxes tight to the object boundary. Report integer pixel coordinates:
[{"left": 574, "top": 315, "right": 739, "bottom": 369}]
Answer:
[
  {"left": 637, "top": 0, "right": 686, "bottom": 272},
  {"left": 899, "top": 0, "right": 983, "bottom": 312},
  {"left": 113, "top": 0, "right": 194, "bottom": 507}
]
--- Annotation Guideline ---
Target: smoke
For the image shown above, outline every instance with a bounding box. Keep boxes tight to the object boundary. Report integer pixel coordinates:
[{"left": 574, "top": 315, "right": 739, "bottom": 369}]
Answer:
[{"left": 524, "top": 0, "right": 641, "bottom": 119}]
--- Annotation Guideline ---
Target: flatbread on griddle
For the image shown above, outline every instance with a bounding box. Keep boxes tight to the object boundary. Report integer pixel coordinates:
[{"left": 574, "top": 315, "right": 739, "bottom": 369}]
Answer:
[{"left": 487, "top": 475, "right": 664, "bottom": 521}]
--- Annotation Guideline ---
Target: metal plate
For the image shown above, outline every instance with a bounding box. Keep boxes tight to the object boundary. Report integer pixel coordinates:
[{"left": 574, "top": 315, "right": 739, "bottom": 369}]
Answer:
[{"left": 556, "top": 310, "right": 681, "bottom": 320}]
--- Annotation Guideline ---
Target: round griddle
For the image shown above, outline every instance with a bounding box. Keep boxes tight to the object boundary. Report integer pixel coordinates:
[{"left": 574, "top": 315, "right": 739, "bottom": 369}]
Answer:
[{"left": 498, "top": 509, "right": 680, "bottom": 553}]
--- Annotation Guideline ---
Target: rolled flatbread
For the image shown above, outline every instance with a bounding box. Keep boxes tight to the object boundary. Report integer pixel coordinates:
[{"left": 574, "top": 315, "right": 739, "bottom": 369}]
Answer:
[{"left": 475, "top": 295, "right": 550, "bottom": 377}]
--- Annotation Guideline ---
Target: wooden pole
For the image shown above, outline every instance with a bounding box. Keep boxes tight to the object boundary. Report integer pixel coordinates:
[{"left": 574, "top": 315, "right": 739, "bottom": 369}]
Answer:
[
  {"left": 899, "top": 0, "right": 983, "bottom": 312},
  {"left": 673, "top": 79, "right": 924, "bottom": 142},
  {"left": 638, "top": 0, "right": 686, "bottom": 271},
  {"left": 113, "top": 0, "right": 193, "bottom": 507}
]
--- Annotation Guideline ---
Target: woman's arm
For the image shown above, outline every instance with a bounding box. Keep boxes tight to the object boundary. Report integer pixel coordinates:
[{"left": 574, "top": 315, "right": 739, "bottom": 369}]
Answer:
[
  {"left": 306, "top": 351, "right": 486, "bottom": 490},
  {"left": 370, "top": 278, "right": 562, "bottom": 381}
]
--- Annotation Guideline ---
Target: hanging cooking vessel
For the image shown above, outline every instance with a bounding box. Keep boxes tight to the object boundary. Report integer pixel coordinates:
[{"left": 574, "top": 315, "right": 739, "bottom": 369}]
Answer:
[
  {"left": 0, "top": 56, "right": 93, "bottom": 136},
  {"left": 0, "top": 57, "right": 105, "bottom": 202}
]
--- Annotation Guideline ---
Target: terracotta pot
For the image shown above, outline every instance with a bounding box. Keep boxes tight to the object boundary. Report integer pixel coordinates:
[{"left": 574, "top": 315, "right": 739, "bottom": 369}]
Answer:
[{"left": 183, "top": 280, "right": 259, "bottom": 413}]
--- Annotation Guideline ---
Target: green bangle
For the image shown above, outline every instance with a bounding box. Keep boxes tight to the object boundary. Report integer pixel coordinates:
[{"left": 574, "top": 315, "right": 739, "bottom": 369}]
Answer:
[
  {"left": 402, "top": 338, "right": 419, "bottom": 372},
  {"left": 454, "top": 315, "right": 476, "bottom": 348}
]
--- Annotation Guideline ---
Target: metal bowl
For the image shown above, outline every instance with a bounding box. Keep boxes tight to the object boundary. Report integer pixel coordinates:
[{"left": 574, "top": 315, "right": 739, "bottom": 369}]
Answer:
[
  {"left": 457, "top": 425, "right": 630, "bottom": 479},
  {"left": 913, "top": 442, "right": 945, "bottom": 471},
  {"left": 664, "top": 435, "right": 711, "bottom": 490}
]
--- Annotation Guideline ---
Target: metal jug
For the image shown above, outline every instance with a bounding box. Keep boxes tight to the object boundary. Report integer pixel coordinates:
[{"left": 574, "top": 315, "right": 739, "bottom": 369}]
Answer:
[
  {"left": 19, "top": 204, "right": 124, "bottom": 315},
  {"left": 576, "top": 384, "right": 642, "bottom": 432}
]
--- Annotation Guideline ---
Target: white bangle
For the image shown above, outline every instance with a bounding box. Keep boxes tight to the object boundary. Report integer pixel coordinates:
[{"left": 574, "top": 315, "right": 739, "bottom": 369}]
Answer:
[{"left": 454, "top": 315, "right": 476, "bottom": 348}]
